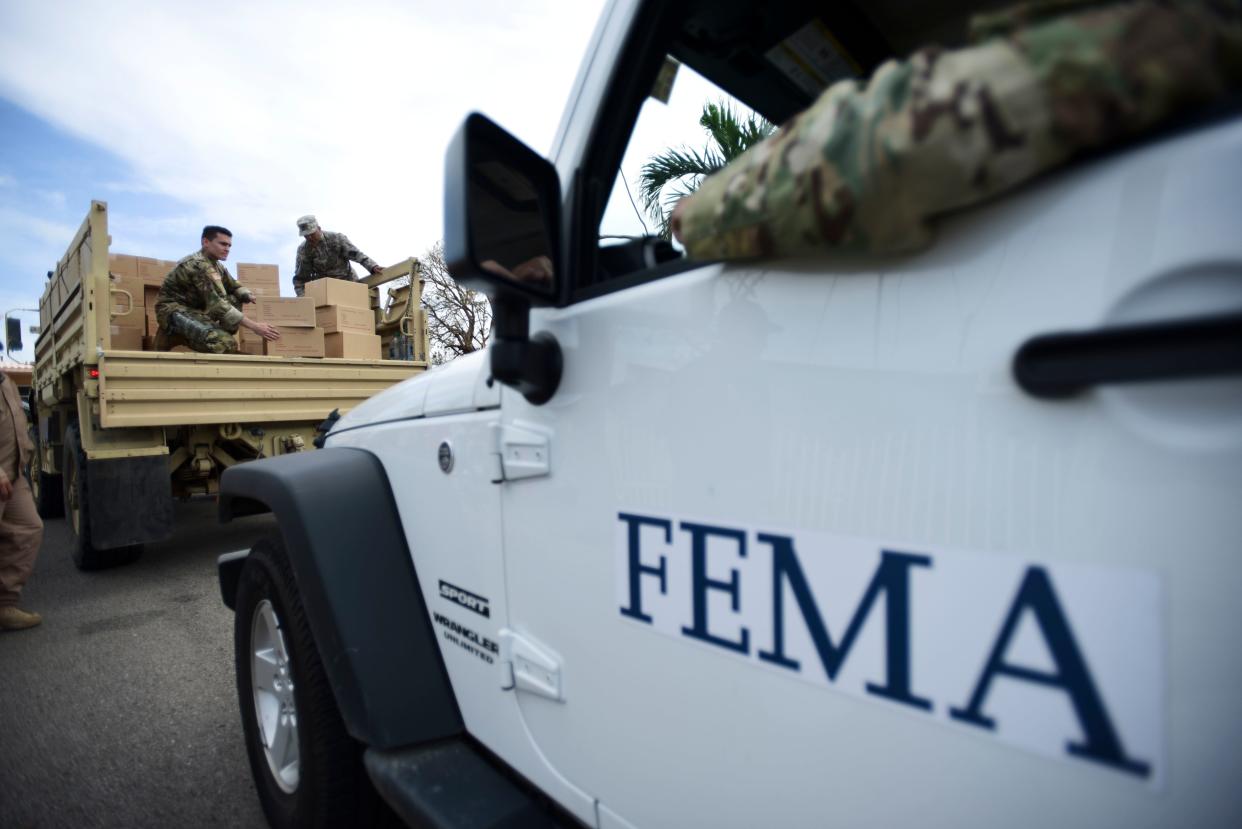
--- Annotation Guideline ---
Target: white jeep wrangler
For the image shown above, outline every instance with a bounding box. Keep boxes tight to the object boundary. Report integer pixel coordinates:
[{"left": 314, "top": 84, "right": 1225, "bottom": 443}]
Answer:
[{"left": 218, "top": 0, "right": 1242, "bottom": 826}]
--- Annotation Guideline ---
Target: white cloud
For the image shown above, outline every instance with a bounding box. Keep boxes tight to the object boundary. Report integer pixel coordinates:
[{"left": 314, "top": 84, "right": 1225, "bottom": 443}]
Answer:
[
  {"left": 35, "top": 189, "right": 66, "bottom": 208},
  {"left": 0, "top": 207, "right": 77, "bottom": 248},
  {"left": 0, "top": 0, "right": 607, "bottom": 280}
]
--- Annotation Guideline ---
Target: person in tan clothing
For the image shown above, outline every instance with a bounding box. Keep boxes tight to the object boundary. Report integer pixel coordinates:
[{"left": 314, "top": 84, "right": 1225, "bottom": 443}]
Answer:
[{"left": 0, "top": 370, "right": 42, "bottom": 630}]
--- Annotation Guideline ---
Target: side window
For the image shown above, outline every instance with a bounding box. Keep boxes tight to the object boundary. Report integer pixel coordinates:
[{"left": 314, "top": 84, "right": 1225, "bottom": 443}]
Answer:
[{"left": 594, "top": 59, "right": 774, "bottom": 281}]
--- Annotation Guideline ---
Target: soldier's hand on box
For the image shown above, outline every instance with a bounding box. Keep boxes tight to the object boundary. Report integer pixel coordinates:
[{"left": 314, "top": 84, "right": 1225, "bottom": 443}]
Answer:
[
  {"left": 255, "top": 322, "right": 281, "bottom": 341},
  {"left": 371, "top": 264, "right": 385, "bottom": 276},
  {"left": 242, "top": 318, "right": 282, "bottom": 341},
  {"left": 0, "top": 471, "right": 11, "bottom": 502}
]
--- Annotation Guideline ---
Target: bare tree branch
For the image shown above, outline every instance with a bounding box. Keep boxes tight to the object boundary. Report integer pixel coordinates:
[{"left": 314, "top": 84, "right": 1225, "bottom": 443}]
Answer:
[{"left": 402, "top": 241, "right": 492, "bottom": 365}]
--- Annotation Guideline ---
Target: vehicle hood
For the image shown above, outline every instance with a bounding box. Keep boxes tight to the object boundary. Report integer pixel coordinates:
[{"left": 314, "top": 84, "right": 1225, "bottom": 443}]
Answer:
[{"left": 329, "top": 349, "right": 498, "bottom": 436}]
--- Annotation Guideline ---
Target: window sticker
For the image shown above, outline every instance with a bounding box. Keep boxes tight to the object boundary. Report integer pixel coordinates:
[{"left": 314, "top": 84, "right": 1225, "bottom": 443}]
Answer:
[
  {"left": 765, "top": 21, "right": 860, "bottom": 97},
  {"left": 650, "top": 56, "right": 681, "bottom": 105}
]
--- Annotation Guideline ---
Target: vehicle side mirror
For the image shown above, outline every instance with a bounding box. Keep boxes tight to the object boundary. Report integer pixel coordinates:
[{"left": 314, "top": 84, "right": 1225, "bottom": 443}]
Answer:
[
  {"left": 5, "top": 316, "right": 21, "bottom": 354},
  {"left": 444, "top": 113, "right": 563, "bottom": 404}
]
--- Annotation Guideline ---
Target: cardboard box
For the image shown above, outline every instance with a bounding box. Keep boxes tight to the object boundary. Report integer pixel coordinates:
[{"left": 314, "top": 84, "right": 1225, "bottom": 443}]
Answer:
[
  {"left": 138, "top": 257, "right": 172, "bottom": 286},
  {"left": 237, "top": 263, "right": 280, "bottom": 298},
  {"left": 324, "top": 331, "right": 381, "bottom": 359},
  {"left": 243, "top": 282, "right": 281, "bottom": 299},
  {"left": 146, "top": 310, "right": 159, "bottom": 336},
  {"left": 109, "top": 325, "right": 144, "bottom": 350},
  {"left": 264, "top": 326, "right": 324, "bottom": 358},
  {"left": 303, "top": 278, "right": 370, "bottom": 310},
  {"left": 108, "top": 254, "right": 140, "bottom": 279},
  {"left": 234, "top": 330, "right": 264, "bottom": 355},
  {"left": 109, "top": 274, "right": 146, "bottom": 327},
  {"left": 144, "top": 286, "right": 161, "bottom": 308},
  {"left": 255, "top": 297, "right": 316, "bottom": 327},
  {"left": 316, "top": 304, "right": 373, "bottom": 334},
  {"left": 237, "top": 263, "right": 279, "bottom": 283}
]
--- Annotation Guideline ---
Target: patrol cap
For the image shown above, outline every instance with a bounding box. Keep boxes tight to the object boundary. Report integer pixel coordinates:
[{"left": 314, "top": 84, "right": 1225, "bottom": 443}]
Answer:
[{"left": 296, "top": 215, "right": 320, "bottom": 237}]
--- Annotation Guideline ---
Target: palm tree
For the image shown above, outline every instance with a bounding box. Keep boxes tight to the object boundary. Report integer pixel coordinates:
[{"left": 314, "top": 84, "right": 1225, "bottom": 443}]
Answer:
[{"left": 638, "top": 100, "right": 775, "bottom": 238}]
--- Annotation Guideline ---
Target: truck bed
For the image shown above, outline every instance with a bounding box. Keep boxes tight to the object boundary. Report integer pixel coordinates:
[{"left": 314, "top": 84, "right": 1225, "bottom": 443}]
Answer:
[{"left": 34, "top": 201, "right": 427, "bottom": 431}]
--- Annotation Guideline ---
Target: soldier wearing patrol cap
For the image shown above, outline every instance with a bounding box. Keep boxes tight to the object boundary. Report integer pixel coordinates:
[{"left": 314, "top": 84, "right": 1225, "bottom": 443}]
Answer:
[
  {"left": 671, "top": 0, "right": 1242, "bottom": 261},
  {"left": 154, "top": 226, "right": 282, "bottom": 354},
  {"left": 292, "top": 215, "right": 386, "bottom": 297}
]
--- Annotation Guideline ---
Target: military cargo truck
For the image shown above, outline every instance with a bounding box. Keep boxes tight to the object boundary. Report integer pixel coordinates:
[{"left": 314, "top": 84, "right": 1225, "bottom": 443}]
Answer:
[{"left": 30, "top": 201, "right": 429, "bottom": 569}]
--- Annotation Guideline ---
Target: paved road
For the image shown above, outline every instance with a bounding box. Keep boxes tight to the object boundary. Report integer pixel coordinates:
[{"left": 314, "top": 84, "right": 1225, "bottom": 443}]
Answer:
[{"left": 0, "top": 500, "right": 276, "bottom": 828}]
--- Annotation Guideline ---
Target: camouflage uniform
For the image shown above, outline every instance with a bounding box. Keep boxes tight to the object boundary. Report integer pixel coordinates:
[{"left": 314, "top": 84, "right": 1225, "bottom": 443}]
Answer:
[
  {"left": 292, "top": 231, "right": 379, "bottom": 296},
  {"left": 154, "top": 251, "right": 253, "bottom": 354},
  {"left": 675, "top": 0, "right": 1242, "bottom": 260}
]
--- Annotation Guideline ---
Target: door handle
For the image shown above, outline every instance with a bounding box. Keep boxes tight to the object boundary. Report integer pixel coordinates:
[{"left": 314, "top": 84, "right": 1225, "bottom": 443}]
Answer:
[{"left": 1013, "top": 311, "right": 1242, "bottom": 399}]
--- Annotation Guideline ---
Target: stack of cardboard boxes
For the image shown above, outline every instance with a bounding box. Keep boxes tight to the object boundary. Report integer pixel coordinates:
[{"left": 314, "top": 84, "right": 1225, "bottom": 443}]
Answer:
[
  {"left": 304, "top": 278, "right": 381, "bottom": 359},
  {"left": 245, "top": 296, "right": 324, "bottom": 357},
  {"left": 107, "top": 253, "right": 177, "bottom": 350},
  {"left": 235, "top": 264, "right": 286, "bottom": 355},
  {"left": 106, "top": 257, "right": 380, "bottom": 360}
]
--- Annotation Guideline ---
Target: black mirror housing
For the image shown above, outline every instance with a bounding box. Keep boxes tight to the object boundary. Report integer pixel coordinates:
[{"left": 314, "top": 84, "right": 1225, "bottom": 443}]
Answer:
[
  {"left": 444, "top": 113, "right": 564, "bottom": 405},
  {"left": 444, "top": 113, "right": 562, "bottom": 305}
]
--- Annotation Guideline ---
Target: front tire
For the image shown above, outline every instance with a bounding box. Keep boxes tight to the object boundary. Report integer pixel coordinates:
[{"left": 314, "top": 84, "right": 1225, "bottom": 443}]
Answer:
[
  {"left": 234, "top": 534, "right": 390, "bottom": 829},
  {"left": 62, "top": 423, "right": 142, "bottom": 570}
]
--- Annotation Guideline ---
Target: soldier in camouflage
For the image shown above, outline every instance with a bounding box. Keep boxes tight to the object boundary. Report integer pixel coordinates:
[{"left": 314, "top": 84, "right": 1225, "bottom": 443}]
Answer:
[
  {"left": 292, "top": 215, "right": 386, "bottom": 296},
  {"left": 671, "top": 0, "right": 1242, "bottom": 260},
  {"left": 154, "top": 226, "right": 282, "bottom": 354}
]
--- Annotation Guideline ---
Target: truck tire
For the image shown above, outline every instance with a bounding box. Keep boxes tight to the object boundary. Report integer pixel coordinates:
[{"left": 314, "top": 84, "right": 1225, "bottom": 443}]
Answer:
[
  {"left": 234, "top": 533, "right": 395, "bottom": 829},
  {"left": 62, "top": 423, "right": 142, "bottom": 570},
  {"left": 29, "top": 425, "right": 64, "bottom": 519}
]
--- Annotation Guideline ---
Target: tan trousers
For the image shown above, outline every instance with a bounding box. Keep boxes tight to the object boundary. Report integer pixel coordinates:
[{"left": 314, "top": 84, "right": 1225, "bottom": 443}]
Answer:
[{"left": 0, "top": 476, "right": 43, "bottom": 607}]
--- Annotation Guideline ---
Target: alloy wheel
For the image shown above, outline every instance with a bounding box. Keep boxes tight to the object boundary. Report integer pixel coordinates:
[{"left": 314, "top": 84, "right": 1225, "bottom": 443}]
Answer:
[{"left": 250, "top": 598, "right": 300, "bottom": 793}]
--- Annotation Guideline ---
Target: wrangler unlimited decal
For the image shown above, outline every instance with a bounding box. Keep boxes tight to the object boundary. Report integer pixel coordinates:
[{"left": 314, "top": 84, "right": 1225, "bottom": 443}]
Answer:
[{"left": 433, "top": 612, "right": 499, "bottom": 665}]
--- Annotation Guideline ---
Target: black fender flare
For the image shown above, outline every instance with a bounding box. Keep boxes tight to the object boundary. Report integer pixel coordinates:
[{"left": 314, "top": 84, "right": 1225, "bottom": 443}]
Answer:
[{"left": 217, "top": 447, "right": 462, "bottom": 750}]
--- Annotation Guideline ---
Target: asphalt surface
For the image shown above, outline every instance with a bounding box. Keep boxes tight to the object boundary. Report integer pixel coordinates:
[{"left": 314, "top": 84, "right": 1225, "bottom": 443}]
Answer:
[{"left": 0, "top": 499, "right": 276, "bottom": 828}]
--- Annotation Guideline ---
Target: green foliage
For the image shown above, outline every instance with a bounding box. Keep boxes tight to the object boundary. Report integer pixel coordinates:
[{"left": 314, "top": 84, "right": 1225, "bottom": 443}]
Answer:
[{"left": 638, "top": 100, "right": 774, "bottom": 238}]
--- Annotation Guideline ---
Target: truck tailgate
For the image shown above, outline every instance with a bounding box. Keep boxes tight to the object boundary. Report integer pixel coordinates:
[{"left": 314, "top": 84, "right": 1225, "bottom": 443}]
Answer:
[{"left": 97, "top": 350, "right": 421, "bottom": 427}]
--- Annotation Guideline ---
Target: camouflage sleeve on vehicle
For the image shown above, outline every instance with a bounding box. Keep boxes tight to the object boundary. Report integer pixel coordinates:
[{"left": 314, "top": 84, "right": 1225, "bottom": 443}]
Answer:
[
  {"left": 675, "top": 0, "right": 1242, "bottom": 260},
  {"left": 339, "top": 234, "right": 378, "bottom": 272}
]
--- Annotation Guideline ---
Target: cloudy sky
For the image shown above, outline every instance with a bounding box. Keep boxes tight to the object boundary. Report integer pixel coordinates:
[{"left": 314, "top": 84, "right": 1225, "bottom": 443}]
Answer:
[{"left": 0, "top": 0, "right": 617, "bottom": 362}]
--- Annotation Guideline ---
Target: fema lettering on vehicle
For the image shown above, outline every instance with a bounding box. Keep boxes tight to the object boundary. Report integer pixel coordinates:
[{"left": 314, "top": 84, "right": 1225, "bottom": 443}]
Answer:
[
  {"left": 616, "top": 512, "right": 1163, "bottom": 783},
  {"left": 439, "top": 580, "right": 490, "bottom": 617},
  {"left": 433, "top": 611, "right": 499, "bottom": 664}
]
